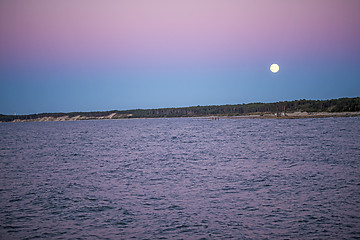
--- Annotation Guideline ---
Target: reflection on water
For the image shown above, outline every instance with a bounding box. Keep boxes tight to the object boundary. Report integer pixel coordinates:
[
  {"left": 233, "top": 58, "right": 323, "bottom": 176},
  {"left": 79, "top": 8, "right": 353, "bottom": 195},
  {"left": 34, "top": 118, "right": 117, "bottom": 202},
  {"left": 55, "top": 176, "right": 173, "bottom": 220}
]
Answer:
[{"left": 1, "top": 117, "right": 360, "bottom": 239}]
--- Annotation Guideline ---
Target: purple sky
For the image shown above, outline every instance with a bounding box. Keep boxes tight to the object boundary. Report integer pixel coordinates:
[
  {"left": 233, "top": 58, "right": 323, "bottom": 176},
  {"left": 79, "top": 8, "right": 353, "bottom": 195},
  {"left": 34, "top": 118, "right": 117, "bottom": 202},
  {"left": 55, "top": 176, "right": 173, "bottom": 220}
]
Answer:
[{"left": 1, "top": 0, "right": 360, "bottom": 114}]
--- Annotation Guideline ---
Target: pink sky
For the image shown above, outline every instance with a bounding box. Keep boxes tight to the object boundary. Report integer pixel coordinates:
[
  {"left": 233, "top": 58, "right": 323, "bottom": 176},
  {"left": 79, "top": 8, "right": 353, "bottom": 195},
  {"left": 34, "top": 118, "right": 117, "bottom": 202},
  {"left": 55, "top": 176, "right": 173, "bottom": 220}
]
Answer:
[
  {"left": 1, "top": 0, "right": 360, "bottom": 114},
  {"left": 1, "top": 0, "right": 359, "bottom": 69}
]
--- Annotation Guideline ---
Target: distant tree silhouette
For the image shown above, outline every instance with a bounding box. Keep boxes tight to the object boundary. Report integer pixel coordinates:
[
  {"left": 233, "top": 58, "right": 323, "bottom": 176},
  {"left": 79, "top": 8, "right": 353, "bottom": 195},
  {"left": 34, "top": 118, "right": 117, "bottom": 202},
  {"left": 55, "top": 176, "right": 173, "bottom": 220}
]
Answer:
[{"left": 1, "top": 97, "right": 359, "bottom": 122}]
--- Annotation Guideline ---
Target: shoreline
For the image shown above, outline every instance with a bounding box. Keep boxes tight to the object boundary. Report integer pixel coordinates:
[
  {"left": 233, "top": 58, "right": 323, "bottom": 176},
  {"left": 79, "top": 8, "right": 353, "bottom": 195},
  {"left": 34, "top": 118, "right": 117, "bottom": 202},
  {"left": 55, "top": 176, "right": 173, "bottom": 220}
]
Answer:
[
  {"left": 219, "top": 111, "right": 360, "bottom": 120},
  {"left": 2, "top": 97, "right": 359, "bottom": 123},
  {"left": 3, "top": 111, "right": 360, "bottom": 123}
]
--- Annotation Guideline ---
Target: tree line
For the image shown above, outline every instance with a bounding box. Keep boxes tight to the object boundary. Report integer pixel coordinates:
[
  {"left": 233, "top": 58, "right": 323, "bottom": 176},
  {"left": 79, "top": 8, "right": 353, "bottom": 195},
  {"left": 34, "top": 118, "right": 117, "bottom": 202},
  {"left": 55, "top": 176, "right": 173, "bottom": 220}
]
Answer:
[{"left": 1, "top": 97, "right": 359, "bottom": 122}]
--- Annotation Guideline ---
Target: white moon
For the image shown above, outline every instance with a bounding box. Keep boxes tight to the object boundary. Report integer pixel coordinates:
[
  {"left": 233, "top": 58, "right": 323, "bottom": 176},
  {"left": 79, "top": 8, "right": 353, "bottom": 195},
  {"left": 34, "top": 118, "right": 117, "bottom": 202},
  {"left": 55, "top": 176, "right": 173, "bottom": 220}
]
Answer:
[{"left": 270, "top": 64, "right": 280, "bottom": 73}]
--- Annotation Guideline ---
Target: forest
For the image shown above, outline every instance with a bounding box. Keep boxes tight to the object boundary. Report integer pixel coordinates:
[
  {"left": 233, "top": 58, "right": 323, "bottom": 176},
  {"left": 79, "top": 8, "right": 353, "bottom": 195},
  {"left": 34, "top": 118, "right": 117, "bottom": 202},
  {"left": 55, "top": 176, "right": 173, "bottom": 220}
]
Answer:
[{"left": 1, "top": 97, "right": 359, "bottom": 122}]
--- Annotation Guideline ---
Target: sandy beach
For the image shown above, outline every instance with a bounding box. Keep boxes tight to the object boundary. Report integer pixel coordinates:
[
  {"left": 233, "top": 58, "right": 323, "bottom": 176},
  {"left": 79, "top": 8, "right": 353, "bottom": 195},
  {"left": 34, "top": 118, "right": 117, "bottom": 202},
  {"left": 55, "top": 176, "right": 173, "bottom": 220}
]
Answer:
[{"left": 6, "top": 111, "right": 360, "bottom": 122}]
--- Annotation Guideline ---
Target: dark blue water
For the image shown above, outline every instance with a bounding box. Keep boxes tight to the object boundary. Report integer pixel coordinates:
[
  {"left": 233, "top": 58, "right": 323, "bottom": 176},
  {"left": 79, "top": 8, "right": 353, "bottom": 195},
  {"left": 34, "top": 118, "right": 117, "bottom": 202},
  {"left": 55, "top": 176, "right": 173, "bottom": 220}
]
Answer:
[{"left": 1, "top": 117, "right": 360, "bottom": 239}]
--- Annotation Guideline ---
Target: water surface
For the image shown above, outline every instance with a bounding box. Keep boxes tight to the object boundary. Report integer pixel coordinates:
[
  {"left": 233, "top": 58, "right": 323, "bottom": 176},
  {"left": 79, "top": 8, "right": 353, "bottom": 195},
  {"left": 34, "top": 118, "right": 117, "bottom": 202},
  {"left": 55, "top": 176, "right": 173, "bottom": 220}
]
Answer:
[{"left": 1, "top": 117, "right": 360, "bottom": 239}]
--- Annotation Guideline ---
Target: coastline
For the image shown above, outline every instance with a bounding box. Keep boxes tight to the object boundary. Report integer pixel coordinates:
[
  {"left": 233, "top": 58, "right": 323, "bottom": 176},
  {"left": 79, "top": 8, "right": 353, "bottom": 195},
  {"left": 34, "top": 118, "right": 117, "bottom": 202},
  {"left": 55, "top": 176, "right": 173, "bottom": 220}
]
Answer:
[
  {"left": 4, "top": 111, "right": 360, "bottom": 123},
  {"left": 2, "top": 97, "right": 359, "bottom": 123},
  {"left": 220, "top": 111, "right": 360, "bottom": 120}
]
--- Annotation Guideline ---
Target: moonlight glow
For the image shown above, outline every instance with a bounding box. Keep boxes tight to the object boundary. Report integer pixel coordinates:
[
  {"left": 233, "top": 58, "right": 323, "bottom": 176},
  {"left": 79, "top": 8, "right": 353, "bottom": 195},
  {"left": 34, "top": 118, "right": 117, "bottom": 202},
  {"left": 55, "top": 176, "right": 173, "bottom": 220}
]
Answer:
[{"left": 270, "top": 64, "right": 280, "bottom": 73}]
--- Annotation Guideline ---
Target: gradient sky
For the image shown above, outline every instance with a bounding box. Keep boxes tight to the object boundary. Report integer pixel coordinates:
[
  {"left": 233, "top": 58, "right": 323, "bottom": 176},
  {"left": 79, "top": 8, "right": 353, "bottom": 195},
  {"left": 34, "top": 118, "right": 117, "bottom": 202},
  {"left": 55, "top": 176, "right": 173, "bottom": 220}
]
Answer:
[{"left": 1, "top": 0, "right": 360, "bottom": 115}]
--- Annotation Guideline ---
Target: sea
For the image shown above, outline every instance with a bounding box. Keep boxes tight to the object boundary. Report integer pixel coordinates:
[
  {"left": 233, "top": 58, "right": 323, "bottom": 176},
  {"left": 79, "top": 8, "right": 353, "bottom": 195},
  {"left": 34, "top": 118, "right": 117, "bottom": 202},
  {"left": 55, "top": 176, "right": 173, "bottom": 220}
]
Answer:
[{"left": 0, "top": 117, "right": 359, "bottom": 239}]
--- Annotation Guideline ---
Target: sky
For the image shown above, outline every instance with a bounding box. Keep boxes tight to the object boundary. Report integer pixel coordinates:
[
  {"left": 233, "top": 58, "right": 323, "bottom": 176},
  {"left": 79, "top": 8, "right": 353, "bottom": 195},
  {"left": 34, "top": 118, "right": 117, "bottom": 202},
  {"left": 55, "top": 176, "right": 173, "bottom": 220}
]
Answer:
[{"left": 1, "top": 0, "right": 360, "bottom": 115}]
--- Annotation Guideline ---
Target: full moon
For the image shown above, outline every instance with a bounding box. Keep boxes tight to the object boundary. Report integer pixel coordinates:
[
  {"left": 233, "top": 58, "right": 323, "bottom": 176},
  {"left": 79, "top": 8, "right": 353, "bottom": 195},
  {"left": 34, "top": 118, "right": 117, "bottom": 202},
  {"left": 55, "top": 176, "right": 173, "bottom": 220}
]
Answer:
[{"left": 270, "top": 64, "right": 280, "bottom": 73}]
